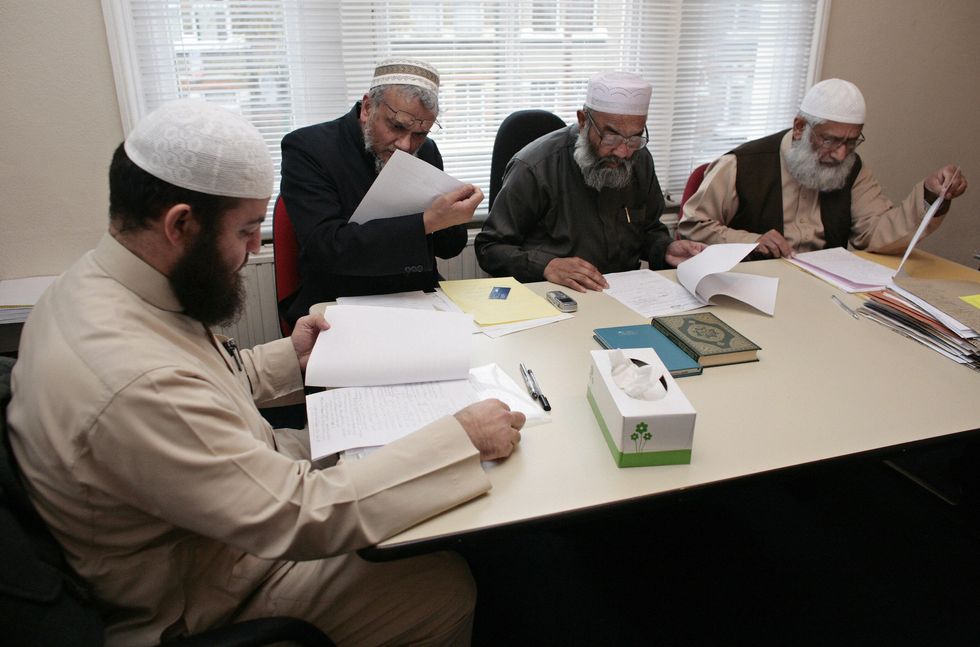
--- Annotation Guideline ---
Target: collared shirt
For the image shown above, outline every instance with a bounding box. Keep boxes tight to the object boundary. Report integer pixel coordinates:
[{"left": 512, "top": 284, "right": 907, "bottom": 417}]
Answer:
[
  {"left": 8, "top": 234, "right": 488, "bottom": 645},
  {"left": 678, "top": 130, "right": 941, "bottom": 254},
  {"left": 475, "top": 125, "right": 672, "bottom": 282}
]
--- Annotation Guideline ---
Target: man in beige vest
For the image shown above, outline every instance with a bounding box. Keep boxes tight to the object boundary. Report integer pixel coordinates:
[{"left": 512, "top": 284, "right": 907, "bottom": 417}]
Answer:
[
  {"left": 8, "top": 99, "right": 524, "bottom": 646},
  {"left": 678, "top": 78, "right": 967, "bottom": 258}
]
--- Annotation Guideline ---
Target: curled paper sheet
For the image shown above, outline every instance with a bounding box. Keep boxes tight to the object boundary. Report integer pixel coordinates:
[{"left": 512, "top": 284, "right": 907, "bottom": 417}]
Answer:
[{"left": 609, "top": 350, "right": 667, "bottom": 401}]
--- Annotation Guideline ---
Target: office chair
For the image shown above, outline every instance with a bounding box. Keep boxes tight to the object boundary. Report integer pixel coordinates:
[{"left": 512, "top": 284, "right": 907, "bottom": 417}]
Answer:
[
  {"left": 676, "top": 162, "right": 710, "bottom": 239},
  {"left": 272, "top": 195, "right": 302, "bottom": 337},
  {"left": 0, "top": 356, "right": 332, "bottom": 646},
  {"left": 488, "top": 109, "right": 566, "bottom": 210}
]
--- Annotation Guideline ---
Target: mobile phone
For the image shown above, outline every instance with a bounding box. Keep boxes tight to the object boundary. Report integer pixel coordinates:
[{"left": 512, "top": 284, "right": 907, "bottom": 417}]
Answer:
[{"left": 546, "top": 290, "right": 578, "bottom": 313}]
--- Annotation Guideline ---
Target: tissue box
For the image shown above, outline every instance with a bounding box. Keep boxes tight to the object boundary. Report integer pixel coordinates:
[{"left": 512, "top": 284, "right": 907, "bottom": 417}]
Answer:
[{"left": 587, "top": 349, "right": 696, "bottom": 468}]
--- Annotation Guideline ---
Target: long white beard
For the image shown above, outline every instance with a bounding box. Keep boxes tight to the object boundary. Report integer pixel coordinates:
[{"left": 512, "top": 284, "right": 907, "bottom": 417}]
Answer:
[
  {"left": 573, "top": 127, "right": 634, "bottom": 191},
  {"left": 782, "top": 127, "right": 856, "bottom": 192}
]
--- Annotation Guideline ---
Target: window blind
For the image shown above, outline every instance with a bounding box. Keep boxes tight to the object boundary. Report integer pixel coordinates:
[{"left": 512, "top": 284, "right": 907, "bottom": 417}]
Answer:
[{"left": 103, "top": 0, "right": 827, "bottom": 235}]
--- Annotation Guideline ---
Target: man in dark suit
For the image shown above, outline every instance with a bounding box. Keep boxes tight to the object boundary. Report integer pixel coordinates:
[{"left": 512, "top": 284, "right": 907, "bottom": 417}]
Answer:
[{"left": 279, "top": 58, "right": 482, "bottom": 325}]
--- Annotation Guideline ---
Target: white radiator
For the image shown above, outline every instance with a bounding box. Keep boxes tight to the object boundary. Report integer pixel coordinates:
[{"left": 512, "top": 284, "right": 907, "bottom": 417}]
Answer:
[{"left": 221, "top": 231, "right": 486, "bottom": 349}]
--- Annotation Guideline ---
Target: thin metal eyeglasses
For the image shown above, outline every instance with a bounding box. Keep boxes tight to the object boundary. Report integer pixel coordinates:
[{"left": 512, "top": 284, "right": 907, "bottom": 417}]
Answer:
[
  {"left": 381, "top": 100, "right": 441, "bottom": 135},
  {"left": 813, "top": 132, "right": 865, "bottom": 151},
  {"left": 585, "top": 111, "right": 649, "bottom": 150}
]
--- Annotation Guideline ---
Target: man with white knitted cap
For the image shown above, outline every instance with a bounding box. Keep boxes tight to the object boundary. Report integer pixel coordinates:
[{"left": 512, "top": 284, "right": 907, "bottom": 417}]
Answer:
[
  {"left": 8, "top": 99, "right": 523, "bottom": 645},
  {"left": 678, "top": 78, "right": 968, "bottom": 258},
  {"left": 280, "top": 58, "right": 480, "bottom": 326},
  {"left": 476, "top": 71, "right": 704, "bottom": 292}
]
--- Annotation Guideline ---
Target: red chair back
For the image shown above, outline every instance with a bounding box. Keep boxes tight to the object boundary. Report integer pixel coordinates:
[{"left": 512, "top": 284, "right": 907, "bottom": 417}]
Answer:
[
  {"left": 677, "top": 162, "right": 710, "bottom": 239},
  {"left": 272, "top": 196, "right": 300, "bottom": 336}
]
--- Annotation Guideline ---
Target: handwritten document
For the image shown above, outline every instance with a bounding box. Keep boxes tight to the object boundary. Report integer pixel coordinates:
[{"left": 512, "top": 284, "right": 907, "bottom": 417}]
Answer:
[
  {"left": 603, "top": 269, "right": 704, "bottom": 318},
  {"left": 307, "top": 363, "right": 550, "bottom": 459},
  {"left": 350, "top": 150, "right": 467, "bottom": 224},
  {"left": 788, "top": 247, "right": 895, "bottom": 293}
]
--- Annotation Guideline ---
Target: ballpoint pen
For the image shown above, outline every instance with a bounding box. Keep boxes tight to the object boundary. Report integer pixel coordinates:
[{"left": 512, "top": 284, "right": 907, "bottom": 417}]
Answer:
[{"left": 519, "top": 363, "right": 552, "bottom": 411}]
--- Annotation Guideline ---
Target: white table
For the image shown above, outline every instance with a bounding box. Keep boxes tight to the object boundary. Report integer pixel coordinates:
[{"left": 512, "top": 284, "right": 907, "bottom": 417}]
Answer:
[{"left": 372, "top": 253, "right": 980, "bottom": 555}]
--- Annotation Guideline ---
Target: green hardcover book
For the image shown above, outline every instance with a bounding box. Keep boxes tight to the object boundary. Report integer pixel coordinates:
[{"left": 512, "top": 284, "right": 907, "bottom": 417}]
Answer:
[{"left": 650, "top": 312, "right": 761, "bottom": 367}]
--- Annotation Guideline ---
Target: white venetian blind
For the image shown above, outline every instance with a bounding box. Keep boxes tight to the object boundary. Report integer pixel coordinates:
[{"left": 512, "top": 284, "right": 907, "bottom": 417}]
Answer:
[{"left": 103, "top": 0, "right": 827, "bottom": 234}]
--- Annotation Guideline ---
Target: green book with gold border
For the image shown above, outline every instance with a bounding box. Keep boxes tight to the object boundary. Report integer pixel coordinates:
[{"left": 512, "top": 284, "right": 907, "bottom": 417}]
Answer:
[{"left": 650, "top": 312, "right": 760, "bottom": 367}]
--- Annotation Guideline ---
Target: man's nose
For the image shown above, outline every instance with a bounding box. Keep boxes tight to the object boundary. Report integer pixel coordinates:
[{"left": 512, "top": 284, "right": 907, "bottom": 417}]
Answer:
[
  {"left": 248, "top": 229, "right": 261, "bottom": 254},
  {"left": 829, "top": 142, "right": 849, "bottom": 162},
  {"left": 613, "top": 141, "right": 632, "bottom": 159},
  {"left": 394, "top": 131, "right": 414, "bottom": 152}
]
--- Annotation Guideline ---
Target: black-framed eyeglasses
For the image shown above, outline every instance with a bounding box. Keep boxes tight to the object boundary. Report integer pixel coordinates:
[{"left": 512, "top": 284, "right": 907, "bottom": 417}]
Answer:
[
  {"left": 813, "top": 131, "right": 865, "bottom": 151},
  {"left": 585, "top": 111, "right": 649, "bottom": 150},
  {"left": 381, "top": 100, "right": 441, "bottom": 135}
]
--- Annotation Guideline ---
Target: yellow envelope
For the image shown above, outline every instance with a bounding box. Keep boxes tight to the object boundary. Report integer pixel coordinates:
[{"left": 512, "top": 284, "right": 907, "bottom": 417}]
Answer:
[{"left": 439, "top": 277, "right": 558, "bottom": 325}]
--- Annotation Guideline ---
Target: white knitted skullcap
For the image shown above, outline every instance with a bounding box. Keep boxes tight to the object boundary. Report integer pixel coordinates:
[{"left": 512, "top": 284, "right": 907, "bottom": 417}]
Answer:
[
  {"left": 799, "top": 78, "right": 866, "bottom": 125},
  {"left": 369, "top": 58, "right": 440, "bottom": 94},
  {"left": 124, "top": 99, "right": 274, "bottom": 199},
  {"left": 585, "top": 71, "right": 652, "bottom": 116}
]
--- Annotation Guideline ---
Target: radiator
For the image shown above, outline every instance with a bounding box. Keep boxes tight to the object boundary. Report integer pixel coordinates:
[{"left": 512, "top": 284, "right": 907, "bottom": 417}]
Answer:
[{"left": 220, "top": 231, "right": 486, "bottom": 349}]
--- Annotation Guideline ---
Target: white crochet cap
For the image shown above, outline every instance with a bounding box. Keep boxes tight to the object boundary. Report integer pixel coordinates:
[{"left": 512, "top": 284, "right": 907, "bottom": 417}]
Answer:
[
  {"left": 369, "top": 58, "right": 440, "bottom": 94},
  {"left": 585, "top": 71, "right": 652, "bottom": 116},
  {"left": 124, "top": 99, "right": 274, "bottom": 199},
  {"left": 799, "top": 78, "right": 866, "bottom": 125}
]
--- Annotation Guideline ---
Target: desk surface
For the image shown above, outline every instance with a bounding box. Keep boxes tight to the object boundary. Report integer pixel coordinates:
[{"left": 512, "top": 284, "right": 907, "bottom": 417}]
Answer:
[{"left": 370, "top": 249, "right": 980, "bottom": 553}]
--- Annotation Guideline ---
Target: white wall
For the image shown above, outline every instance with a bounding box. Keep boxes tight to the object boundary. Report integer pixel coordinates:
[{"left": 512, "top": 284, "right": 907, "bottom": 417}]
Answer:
[{"left": 1, "top": 0, "right": 977, "bottom": 279}]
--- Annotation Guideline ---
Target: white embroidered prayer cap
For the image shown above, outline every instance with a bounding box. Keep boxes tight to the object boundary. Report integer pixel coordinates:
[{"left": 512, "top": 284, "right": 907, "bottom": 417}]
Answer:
[
  {"left": 369, "top": 58, "right": 440, "bottom": 94},
  {"left": 584, "top": 71, "right": 652, "bottom": 116},
  {"left": 124, "top": 99, "right": 274, "bottom": 199},
  {"left": 799, "top": 78, "right": 866, "bottom": 125}
]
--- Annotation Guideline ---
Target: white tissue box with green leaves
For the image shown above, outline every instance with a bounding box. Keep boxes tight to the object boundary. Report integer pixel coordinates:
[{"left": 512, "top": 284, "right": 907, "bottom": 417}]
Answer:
[{"left": 587, "top": 349, "right": 696, "bottom": 468}]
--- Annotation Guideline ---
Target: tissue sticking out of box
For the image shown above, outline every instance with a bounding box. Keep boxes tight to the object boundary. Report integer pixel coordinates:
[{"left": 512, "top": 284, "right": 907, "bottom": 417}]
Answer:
[{"left": 609, "top": 350, "right": 667, "bottom": 401}]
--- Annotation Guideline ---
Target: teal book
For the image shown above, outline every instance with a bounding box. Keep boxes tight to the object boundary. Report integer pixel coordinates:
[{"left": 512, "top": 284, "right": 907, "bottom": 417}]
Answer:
[{"left": 592, "top": 324, "right": 703, "bottom": 378}]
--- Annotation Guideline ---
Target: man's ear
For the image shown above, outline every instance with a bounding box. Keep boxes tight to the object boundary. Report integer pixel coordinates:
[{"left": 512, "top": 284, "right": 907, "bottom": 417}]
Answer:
[
  {"left": 359, "top": 94, "right": 372, "bottom": 125},
  {"left": 161, "top": 203, "right": 198, "bottom": 249},
  {"left": 576, "top": 110, "right": 586, "bottom": 130},
  {"left": 791, "top": 116, "right": 807, "bottom": 140}
]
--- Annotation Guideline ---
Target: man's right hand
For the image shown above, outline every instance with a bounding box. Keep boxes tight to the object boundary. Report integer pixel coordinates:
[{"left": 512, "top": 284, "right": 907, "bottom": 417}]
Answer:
[
  {"left": 543, "top": 256, "right": 609, "bottom": 292},
  {"left": 454, "top": 399, "right": 525, "bottom": 461},
  {"left": 423, "top": 184, "right": 484, "bottom": 234},
  {"left": 754, "top": 229, "right": 794, "bottom": 258}
]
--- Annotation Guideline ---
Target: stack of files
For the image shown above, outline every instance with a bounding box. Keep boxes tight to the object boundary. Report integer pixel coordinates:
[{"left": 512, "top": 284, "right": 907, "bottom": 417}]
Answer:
[
  {"left": 788, "top": 247, "right": 895, "bottom": 293},
  {"left": 858, "top": 289, "right": 980, "bottom": 371},
  {"left": 0, "top": 276, "right": 57, "bottom": 324}
]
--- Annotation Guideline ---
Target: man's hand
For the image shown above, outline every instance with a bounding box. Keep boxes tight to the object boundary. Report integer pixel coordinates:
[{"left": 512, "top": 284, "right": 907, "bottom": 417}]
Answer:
[
  {"left": 924, "top": 165, "right": 967, "bottom": 202},
  {"left": 454, "top": 399, "right": 526, "bottom": 461},
  {"left": 422, "top": 184, "right": 484, "bottom": 234},
  {"left": 753, "top": 229, "right": 794, "bottom": 258},
  {"left": 291, "top": 313, "right": 330, "bottom": 372},
  {"left": 543, "top": 256, "right": 609, "bottom": 292},
  {"left": 664, "top": 239, "right": 706, "bottom": 267}
]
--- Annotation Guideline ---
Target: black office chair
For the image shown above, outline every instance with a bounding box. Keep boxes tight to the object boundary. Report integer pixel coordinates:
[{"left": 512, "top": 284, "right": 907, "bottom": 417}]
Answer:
[
  {"left": 0, "top": 356, "right": 332, "bottom": 646},
  {"left": 488, "top": 109, "right": 566, "bottom": 210}
]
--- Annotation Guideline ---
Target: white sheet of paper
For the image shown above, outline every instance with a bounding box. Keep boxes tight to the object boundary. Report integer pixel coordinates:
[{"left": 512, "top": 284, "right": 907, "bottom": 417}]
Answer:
[
  {"left": 603, "top": 269, "right": 706, "bottom": 317},
  {"left": 0, "top": 275, "right": 57, "bottom": 306},
  {"left": 349, "top": 149, "right": 466, "bottom": 224},
  {"left": 675, "top": 243, "right": 778, "bottom": 315},
  {"left": 788, "top": 247, "right": 896, "bottom": 293},
  {"left": 306, "top": 363, "right": 550, "bottom": 459},
  {"left": 895, "top": 194, "right": 946, "bottom": 275},
  {"left": 479, "top": 314, "right": 574, "bottom": 338},
  {"left": 305, "top": 305, "right": 473, "bottom": 386}
]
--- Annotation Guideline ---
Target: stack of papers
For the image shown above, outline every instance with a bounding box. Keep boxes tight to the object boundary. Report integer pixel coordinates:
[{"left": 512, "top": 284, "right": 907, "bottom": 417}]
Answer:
[
  {"left": 604, "top": 242, "right": 779, "bottom": 317},
  {"left": 788, "top": 248, "right": 895, "bottom": 292},
  {"left": 303, "top": 304, "right": 549, "bottom": 459},
  {"left": 439, "top": 277, "right": 573, "bottom": 337},
  {"left": 0, "top": 276, "right": 57, "bottom": 324}
]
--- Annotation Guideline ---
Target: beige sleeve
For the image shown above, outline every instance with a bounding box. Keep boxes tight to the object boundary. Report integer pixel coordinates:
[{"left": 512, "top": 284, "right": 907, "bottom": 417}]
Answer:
[
  {"left": 849, "top": 167, "right": 941, "bottom": 254},
  {"left": 240, "top": 337, "right": 305, "bottom": 406},
  {"left": 83, "top": 369, "right": 489, "bottom": 561},
  {"left": 677, "top": 154, "right": 763, "bottom": 245}
]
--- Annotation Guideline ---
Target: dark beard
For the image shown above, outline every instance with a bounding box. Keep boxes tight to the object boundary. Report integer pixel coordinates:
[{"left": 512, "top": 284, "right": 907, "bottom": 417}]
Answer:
[
  {"left": 169, "top": 228, "right": 245, "bottom": 327},
  {"left": 573, "top": 128, "right": 634, "bottom": 190}
]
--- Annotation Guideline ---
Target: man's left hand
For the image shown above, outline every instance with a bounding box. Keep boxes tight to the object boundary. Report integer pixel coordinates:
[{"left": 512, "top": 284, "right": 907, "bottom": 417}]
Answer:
[
  {"left": 291, "top": 313, "right": 330, "bottom": 372},
  {"left": 664, "top": 239, "right": 706, "bottom": 267}
]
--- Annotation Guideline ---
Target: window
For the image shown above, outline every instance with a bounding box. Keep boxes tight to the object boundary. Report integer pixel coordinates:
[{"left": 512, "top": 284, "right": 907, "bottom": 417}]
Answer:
[{"left": 103, "top": 0, "right": 828, "bottom": 235}]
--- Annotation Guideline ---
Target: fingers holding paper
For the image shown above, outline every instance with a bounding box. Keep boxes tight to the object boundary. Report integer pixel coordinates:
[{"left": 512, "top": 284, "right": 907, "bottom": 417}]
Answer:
[
  {"left": 754, "top": 229, "right": 794, "bottom": 259},
  {"left": 423, "top": 184, "right": 484, "bottom": 233},
  {"left": 291, "top": 313, "right": 331, "bottom": 372},
  {"left": 455, "top": 398, "right": 526, "bottom": 461},
  {"left": 543, "top": 256, "right": 609, "bottom": 292},
  {"left": 924, "top": 165, "right": 967, "bottom": 201}
]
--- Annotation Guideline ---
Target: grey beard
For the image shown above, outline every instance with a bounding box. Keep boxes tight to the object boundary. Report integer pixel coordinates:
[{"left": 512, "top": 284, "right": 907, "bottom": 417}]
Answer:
[
  {"left": 573, "top": 128, "right": 634, "bottom": 190},
  {"left": 363, "top": 119, "right": 420, "bottom": 173},
  {"left": 782, "top": 128, "right": 856, "bottom": 192}
]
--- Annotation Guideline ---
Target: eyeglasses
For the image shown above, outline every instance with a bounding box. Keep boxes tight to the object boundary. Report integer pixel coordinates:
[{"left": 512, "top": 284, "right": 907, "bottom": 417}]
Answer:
[
  {"left": 813, "top": 132, "right": 865, "bottom": 151},
  {"left": 381, "top": 100, "right": 441, "bottom": 135},
  {"left": 585, "top": 111, "right": 649, "bottom": 150}
]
